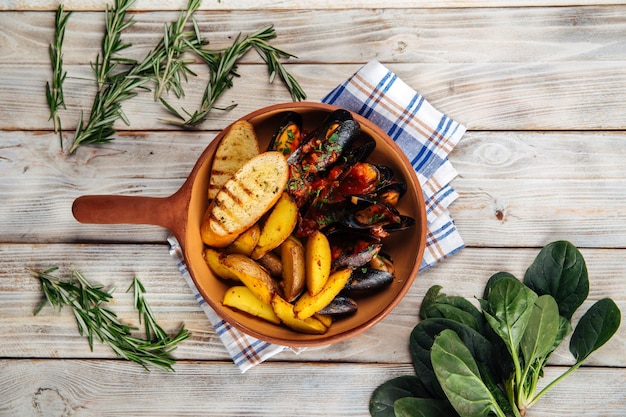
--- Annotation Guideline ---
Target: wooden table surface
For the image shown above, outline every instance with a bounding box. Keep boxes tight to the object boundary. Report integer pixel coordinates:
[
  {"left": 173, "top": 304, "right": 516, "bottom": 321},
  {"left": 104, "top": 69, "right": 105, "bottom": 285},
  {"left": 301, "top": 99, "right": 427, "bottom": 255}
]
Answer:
[{"left": 1, "top": 1, "right": 625, "bottom": 416}]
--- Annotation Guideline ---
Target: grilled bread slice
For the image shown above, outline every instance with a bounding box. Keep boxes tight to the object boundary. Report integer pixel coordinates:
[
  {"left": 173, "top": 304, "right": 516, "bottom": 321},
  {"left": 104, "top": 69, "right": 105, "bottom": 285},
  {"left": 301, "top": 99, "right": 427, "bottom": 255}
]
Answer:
[
  {"left": 208, "top": 120, "right": 260, "bottom": 200},
  {"left": 201, "top": 151, "right": 289, "bottom": 248}
]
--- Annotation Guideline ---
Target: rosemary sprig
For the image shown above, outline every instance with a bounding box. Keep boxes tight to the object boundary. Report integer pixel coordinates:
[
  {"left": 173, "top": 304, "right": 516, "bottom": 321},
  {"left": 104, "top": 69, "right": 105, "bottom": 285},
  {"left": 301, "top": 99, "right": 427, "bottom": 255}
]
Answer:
[
  {"left": 45, "top": 4, "right": 72, "bottom": 150},
  {"left": 149, "top": 0, "right": 203, "bottom": 100},
  {"left": 66, "top": 0, "right": 202, "bottom": 154},
  {"left": 163, "top": 25, "right": 306, "bottom": 126},
  {"left": 67, "top": 0, "right": 143, "bottom": 154},
  {"left": 93, "top": 0, "right": 137, "bottom": 91},
  {"left": 59, "top": 0, "right": 306, "bottom": 154},
  {"left": 31, "top": 266, "right": 190, "bottom": 372},
  {"left": 128, "top": 277, "right": 169, "bottom": 342}
]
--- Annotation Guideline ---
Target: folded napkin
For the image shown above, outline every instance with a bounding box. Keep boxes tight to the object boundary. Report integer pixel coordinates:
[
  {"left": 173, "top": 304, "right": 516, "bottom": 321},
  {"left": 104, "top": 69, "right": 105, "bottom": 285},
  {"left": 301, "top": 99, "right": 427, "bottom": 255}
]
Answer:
[{"left": 170, "top": 60, "right": 466, "bottom": 372}]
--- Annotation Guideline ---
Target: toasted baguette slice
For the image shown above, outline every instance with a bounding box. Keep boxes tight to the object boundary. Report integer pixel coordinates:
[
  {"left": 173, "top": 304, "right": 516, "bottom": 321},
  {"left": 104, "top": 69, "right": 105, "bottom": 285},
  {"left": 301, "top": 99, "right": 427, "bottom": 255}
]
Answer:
[
  {"left": 208, "top": 120, "right": 260, "bottom": 200},
  {"left": 201, "top": 151, "right": 289, "bottom": 248}
]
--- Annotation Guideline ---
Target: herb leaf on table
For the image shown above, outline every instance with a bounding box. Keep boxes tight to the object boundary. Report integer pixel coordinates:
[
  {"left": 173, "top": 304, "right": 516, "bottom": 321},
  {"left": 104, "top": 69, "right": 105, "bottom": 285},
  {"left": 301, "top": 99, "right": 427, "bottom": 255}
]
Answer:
[
  {"left": 45, "top": 4, "right": 72, "bottom": 150},
  {"left": 31, "top": 267, "right": 190, "bottom": 372},
  {"left": 48, "top": 0, "right": 306, "bottom": 154}
]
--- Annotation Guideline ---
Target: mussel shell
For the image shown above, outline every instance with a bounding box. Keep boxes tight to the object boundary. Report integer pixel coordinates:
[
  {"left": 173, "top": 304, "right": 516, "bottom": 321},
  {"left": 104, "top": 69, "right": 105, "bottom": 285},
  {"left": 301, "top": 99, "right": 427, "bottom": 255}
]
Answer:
[
  {"left": 320, "top": 109, "right": 354, "bottom": 128},
  {"left": 267, "top": 111, "right": 303, "bottom": 155},
  {"left": 369, "top": 252, "right": 395, "bottom": 275},
  {"left": 335, "top": 162, "right": 382, "bottom": 196},
  {"left": 317, "top": 295, "right": 358, "bottom": 317},
  {"left": 343, "top": 267, "right": 394, "bottom": 297},
  {"left": 342, "top": 137, "right": 376, "bottom": 165},
  {"left": 327, "top": 227, "right": 383, "bottom": 270},
  {"left": 371, "top": 181, "right": 407, "bottom": 206},
  {"left": 372, "top": 164, "right": 395, "bottom": 185},
  {"left": 382, "top": 214, "right": 415, "bottom": 233},
  {"left": 340, "top": 195, "right": 403, "bottom": 230}
]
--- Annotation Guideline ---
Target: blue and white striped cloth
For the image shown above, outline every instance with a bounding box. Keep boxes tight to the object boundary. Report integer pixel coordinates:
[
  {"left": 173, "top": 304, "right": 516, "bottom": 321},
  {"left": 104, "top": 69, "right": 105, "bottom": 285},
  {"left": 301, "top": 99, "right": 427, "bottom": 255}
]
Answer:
[
  {"left": 171, "top": 60, "right": 466, "bottom": 372},
  {"left": 322, "top": 60, "right": 466, "bottom": 270}
]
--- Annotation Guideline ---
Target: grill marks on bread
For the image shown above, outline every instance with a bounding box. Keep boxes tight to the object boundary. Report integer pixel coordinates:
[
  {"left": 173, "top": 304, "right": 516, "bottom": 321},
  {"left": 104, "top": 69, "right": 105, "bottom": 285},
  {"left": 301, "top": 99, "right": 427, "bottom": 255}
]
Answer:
[
  {"left": 201, "top": 151, "right": 289, "bottom": 248},
  {"left": 208, "top": 120, "right": 260, "bottom": 200}
]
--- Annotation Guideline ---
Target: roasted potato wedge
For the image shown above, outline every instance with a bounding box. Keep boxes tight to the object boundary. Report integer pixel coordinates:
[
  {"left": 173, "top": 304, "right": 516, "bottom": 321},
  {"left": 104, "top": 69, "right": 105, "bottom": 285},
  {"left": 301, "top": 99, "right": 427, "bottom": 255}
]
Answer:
[
  {"left": 294, "top": 268, "right": 353, "bottom": 320},
  {"left": 257, "top": 251, "right": 283, "bottom": 278},
  {"left": 222, "top": 286, "right": 280, "bottom": 324},
  {"left": 313, "top": 313, "right": 333, "bottom": 328},
  {"left": 223, "top": 254, "right": 278, "bottom": 304},
  {"left": 226, "top": 223, "right": 260, "bottom": 256},
  {"left": 204, "top": 248, "right": 239, "bottom": 281},
  {"left": 280, "top": 236, "right": 306, "bottom": 302},
  {"left": 271, "top": 294, "right": 328, "bottom": 335},
  {"left": 305, "top": 230, "right": 332, "bottom": 296},
  {"left": 251, "top": 192, "right": 298, "bottom": 260}
]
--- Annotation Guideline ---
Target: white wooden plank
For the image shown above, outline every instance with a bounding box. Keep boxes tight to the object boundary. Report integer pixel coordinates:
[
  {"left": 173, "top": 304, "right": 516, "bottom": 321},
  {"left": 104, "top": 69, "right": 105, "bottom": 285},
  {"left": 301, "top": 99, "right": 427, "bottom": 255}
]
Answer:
[
  {"left": 455, "top": 131, "right": 626, "bottom": 180},
  {"left": 4, "top": 7, "right": 626, "bottom": 65},
  {"left": 4, "top": 61, "right": 626, "bottom": 131},
  {"left": 2, "top": 244, "right": 624, "bottom": 366},
  {"left": 3, "top": 0, "right": 626, "bottom": 11},
  {"left": 451, "top": 177, "right": 626, "bottom": 247},
  {"left": 0, "top": 360, "right": 624, "bottom": 416}
]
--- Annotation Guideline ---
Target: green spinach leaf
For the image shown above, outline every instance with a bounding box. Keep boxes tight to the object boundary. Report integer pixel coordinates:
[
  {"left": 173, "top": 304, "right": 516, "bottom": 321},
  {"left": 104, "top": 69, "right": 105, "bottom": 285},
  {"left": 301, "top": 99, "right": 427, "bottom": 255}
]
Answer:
[
  {"left": 394, "top": 397, "right": 458, "bottom": 417},
  {"left": 483, "top": 271, "right": 517, "bottom": 299},
  {"left": 570, "top": 298, "right": 621, "bottom": 362},
  {"left": 370, "top": 375, "right": 432, "bottom": 417},
  {"left": 431, "top": 329, "right": 507, "bottom": 417},
  {"left": 420, "top": 285, "right": 484, "bottom": 331},
  {"left": 482, "top": 276, "right": 537, "bottom": 360},
  {"left": 521, "top": 295, "right": 560, "bottom": 366},
  {"left": 523, "top": 240, "right": 588, "bottom": 320},
  {"left": 409, "top": 318, "right": 498, "bottom": 399},
  {"left": 369, "top": 241, "right": 622, "bottom": 417}
]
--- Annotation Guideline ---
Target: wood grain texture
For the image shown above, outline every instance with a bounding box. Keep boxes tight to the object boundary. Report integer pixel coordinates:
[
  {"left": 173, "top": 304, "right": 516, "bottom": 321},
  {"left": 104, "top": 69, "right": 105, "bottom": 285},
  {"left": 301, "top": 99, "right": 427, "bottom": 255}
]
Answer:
[
  {"left": 1, "top": 360, "right": 624, "bottom": 417},
  {"left": 3, "top": 0, "right": 626, "bottom": 11},
  {"left": 3, "top": 7, "right": 626, "bottom": 65},
  {"left": 3, "top": 62, "right": 626, "bottom": 131},
  {"left": 2, "top": 244, "right": 624, "bottom": 366}
]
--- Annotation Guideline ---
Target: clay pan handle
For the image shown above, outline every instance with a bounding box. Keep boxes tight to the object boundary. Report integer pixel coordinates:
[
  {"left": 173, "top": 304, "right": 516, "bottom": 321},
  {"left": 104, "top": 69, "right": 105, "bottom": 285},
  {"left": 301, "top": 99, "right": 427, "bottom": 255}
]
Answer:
[{"left": 72, "top": 193, "right": 185, "bottom": 234}]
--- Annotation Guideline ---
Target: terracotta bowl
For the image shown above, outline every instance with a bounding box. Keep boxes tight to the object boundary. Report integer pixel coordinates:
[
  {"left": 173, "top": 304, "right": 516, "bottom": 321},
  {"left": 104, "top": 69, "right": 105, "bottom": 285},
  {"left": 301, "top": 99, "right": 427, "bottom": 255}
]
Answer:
[{"left": 72, "top": 102, "right": 427, "bottom": 347}]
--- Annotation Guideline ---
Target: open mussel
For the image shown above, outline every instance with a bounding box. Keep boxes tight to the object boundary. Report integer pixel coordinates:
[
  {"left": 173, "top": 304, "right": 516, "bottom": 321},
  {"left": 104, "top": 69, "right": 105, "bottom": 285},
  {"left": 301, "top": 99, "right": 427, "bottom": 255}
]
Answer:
[
  {"left": 298, "top": 109, "right": 361, "bottom": 174},
  {"left": 340, "top": 195, "right": 407, "bottom": 238},
  {"left": 371, "top": 181, "right": 407, "bottom": 207},
  {"left": 341, "top": 136, "right": 376, "bottom": 166},
  {"left": 343, "top": 268, "right": 394, "bottom": 297},
  {"left": 369, "top": 252, "right": 395, "bottom": 275},
  {"left": 326, "top": 227, "right": 383, "bottom": 270},
  {"left": 335, "top": 162, "right": 386, "bottom": 196},
  {"left": 383, "top": 214, "right": 415, "bottom": 233},
  {"left": 317, "top": 295, "right": 358, "bottom": 317},
  {"left": 267, "top": 111, "right": 303, "bottom": 157}
]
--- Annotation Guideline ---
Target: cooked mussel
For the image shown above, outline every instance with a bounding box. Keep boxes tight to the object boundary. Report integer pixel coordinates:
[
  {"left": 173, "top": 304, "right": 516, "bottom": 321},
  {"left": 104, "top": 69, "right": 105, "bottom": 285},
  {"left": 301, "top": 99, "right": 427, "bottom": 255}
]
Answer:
[
  {"left": 343, "top": 267, "right": 394, "bottom": 297},
  {"left": 382, "top": 215, "right": 415, "bottom": 233},
  {"left": 298, "top": 110, "right": 361, "bottom": 174},
  {"left": 342, "top": 195, "right": 402, "bottom": 228},
  {"left": 371, "top": 181, "right": 407, "bottom": 206},
  {"left": 369, "top": 252, "right": 395, "bottom": 275},
  {"left": 335, "top": 162, "right": 386, "bottom": 196},
  {"left": 341, "top": 137, "right": 376, "bottom": 165},
  {"left": 327, "top": 227, "right": 383, "bottom": 270},
  {"left": 267, "top": 111, "right": 303, "bottom": 157},
  {"left": 317, "top": 295, "right": 358, "bottom": 317}
]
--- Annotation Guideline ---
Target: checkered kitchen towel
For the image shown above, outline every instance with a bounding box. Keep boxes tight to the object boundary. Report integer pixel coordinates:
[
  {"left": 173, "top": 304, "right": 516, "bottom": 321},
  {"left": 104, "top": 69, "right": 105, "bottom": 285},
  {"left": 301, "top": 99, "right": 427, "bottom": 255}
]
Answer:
[{"left": 171, "top": 60, "right": 466, "bottom": 372}]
